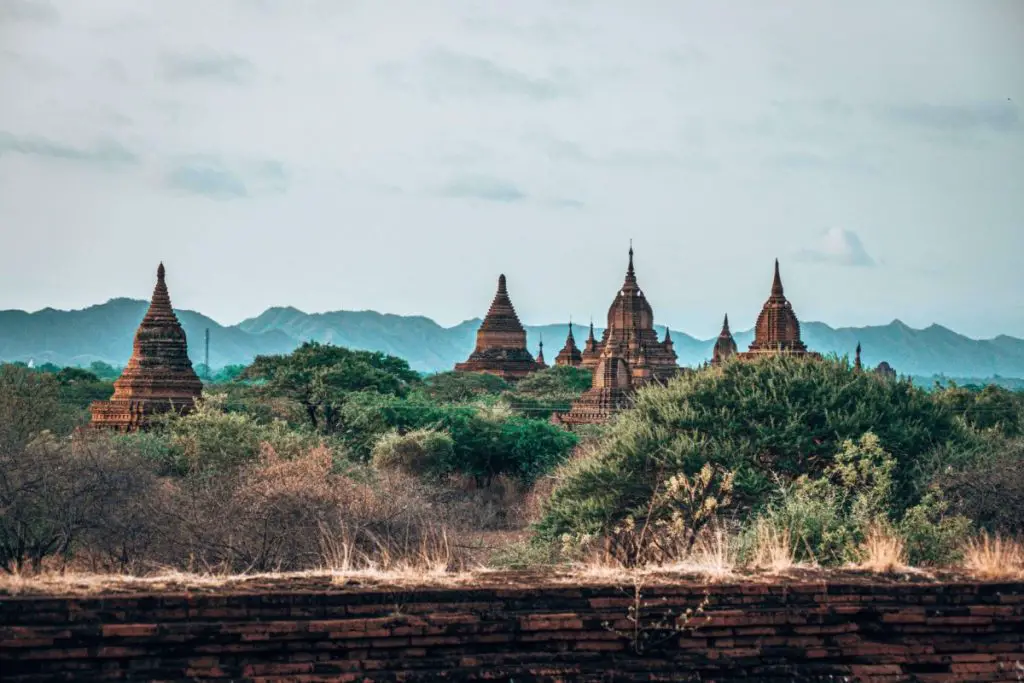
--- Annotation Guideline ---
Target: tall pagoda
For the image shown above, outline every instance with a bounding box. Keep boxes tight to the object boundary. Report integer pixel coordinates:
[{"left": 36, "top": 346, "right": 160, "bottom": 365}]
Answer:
[
  {"left": 90, "top": 263, "right": 203, "bottom": 432},
  {"left": 454, "top": 274, "right": 545, "bottom": 381},
  {"left": 738, "top": 259, "right": 819, "bottom": 359},
  {"left": 557, "top": 246, "right": 679, "bottom": 426}
]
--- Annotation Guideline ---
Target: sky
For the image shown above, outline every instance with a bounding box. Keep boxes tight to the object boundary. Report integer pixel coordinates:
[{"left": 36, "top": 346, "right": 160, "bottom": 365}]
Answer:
[{"left": 1, "top": 0, "right": 1022, "bottom": 339}]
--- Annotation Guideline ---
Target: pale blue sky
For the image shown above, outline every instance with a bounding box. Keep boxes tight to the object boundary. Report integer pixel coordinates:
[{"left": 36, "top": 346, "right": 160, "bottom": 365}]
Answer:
[{"left": 1, "top": 0, "right": 1022, "bottom": 338}]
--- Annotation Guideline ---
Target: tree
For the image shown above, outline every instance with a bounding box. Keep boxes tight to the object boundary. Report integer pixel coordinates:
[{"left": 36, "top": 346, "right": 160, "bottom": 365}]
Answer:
[
  {"left": 419, "top": 371, "right": 509, "bottom": 403},
  {"left": 241, "top": 342, "right": 421, "bottom": 432}
]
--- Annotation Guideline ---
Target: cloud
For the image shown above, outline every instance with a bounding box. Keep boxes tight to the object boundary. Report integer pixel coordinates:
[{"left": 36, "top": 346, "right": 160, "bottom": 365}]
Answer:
[
  {"left": 161, "top": 53, "right": 254, "bottom": 84},
  {"left": 764, "top": 151, "right": 875, "bottom": 174},
  {"left": 881, "top": 102, "right": 1019, "bottom": 133},
  {"left": 164, "top": 157, "right": 287, "bottom": 199},
  {"left": 380, "top": 49, "right": 573, "bottom": 101},
  {"left": 534, "top": 134, "right": 715, "bottom": 172},
  {"left": 0, "top": 0, "right": 58, "bottom": 23},
  {"left": 796, "top": 228, "right": 876, "bottom": 267},
  {"left": 0, "top": 132, "right": 138, "bottom": 167},
  {"left": 437, "top": 174, "right": 526, "bottom": 203}
]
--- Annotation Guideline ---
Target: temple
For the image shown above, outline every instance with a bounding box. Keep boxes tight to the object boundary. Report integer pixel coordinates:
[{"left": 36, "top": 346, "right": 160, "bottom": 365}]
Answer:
[
  {"left": 580, "top": 321, "right": 601, "bottom": 370},
  {"left": 454, "top": 274, "right": 545, "bottom": 381},
  {"left": 711, "top": 314, "right": 738, "bottom": 366},
  {"left": 554, "top": 321, "right": 583, "bottom": 367},
  {"left": 556, "top": 246, "right": 679, "bottom": 426},
  {"left": 536, "top": 335, "right": 548, "bottom": 369},
  {"left": 90, "top": 263, "right": 203, "bottom": 432},
  {"left": 738, "top": 259, "right": 820, "bottom": 360}
]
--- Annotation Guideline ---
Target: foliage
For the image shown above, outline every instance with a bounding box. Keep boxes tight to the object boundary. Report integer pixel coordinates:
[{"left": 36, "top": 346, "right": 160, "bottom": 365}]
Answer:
[
  {"left": 936, "top": 434, "right": 1024, "bottom": 535},
  {"left": 371, "top": 428, "right": 455, "bottom": 477},
  {"left": 242, "top": 342, "right": 421, "bottom": 432},
  {"left": 503, "top": 366, "right": 592, "bottom": 419},
  {"left": 0, "top": 364, "right": 67, "bottom": 449},
  {"left": 535, "top": 356, "right": 967, "bottom": 545},
  {"left": 418, "top": 371, "right": 509, "bottom": 403},
  {"left": 932, "top": 383, "right": 1024, "bottom": 437}
]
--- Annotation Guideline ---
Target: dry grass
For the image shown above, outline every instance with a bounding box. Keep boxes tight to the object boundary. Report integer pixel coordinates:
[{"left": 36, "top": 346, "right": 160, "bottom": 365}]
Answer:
[
  {"left": 964, "top": 533, "right": 1024, "bottom": 580},
  {"left": 857, "top": 526, "right": 907, "bottom": 574},
  {"left": 749, "top": 522, "right": 798, "bottom": 572}
]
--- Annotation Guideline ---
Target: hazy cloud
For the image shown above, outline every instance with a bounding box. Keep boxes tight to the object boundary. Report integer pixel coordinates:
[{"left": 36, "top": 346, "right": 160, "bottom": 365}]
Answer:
[
  {"left": 437, "top": 174, "right": 526, "bottom": 203},
  {"left": 161, "top": 53, "right": 254, "bottom": 84},
  {"left": 881, "top": 102, "right": 1020, "bottom": 133},
  {"left": 0, "top": 0, "right": 58, "bottom": 24},
  {"left": 796, "top": 228, "right": 876, "bottom": 267},
  {"left": 164, "top": 157, "right": 287, "bottom": 199},
  {"left": 765, "top": 151, "right": 875, "bottom": 174},
  {"left": 381, "top": 49, "right": 573, "bottom": 101},
  {"left": 0, "top": 132, "right": 138, "bottom": 167}
]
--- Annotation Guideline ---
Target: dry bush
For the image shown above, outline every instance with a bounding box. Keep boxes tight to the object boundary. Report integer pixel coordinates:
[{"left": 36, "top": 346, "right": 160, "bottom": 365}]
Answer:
[
  {"left": 748, "top": 520, "right": 797, "bottom": 572},
  {"left": 437, "top": 474, "right": 530, "bottom": 532},
  {"left": 857, "top": 525, "right": 906, "bottom": 573},
  {"left": 963, "top": 534, "right": 1024, "bottom": 580}
]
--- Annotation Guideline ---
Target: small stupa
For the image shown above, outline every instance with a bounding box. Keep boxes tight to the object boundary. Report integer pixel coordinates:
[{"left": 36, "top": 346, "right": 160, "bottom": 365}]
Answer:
[
  {"left": 711, "top": 314, "right": 738, "bottom": 366},
  {"left": 555, "top": 320, "right": 583, "bottom": 367}
]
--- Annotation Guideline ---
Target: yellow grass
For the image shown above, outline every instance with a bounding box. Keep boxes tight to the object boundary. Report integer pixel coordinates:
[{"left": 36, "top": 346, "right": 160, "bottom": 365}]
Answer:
[
  {"left": 750, "top": 522, "right": 798, "bottom": 572},
  {"left": 857, "top": 526, "right": 906, "bottom": 574},
  {"left": 964, "top": 534, "right": 1024, "bottom": 580}
]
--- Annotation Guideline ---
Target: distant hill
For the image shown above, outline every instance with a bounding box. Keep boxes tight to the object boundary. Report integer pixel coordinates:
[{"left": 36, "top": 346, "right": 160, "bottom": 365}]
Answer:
[{"left": 3, "top": 299, "right": 1024, "bottom": 378}]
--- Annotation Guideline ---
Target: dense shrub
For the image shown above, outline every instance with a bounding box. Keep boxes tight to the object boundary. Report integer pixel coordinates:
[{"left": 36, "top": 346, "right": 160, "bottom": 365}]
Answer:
[
  {"left": 933, "top": 384, "right": 1024, "bottom": 437},
  {"left": 418, "top": 371, "right": 509, "bottom": 403},
  {"left": 536, "top": 357, "right": 969, "bottom": 546},
  {"left": 371, "top": 428, "right": 455, "bottom": 477},
  {"left": 937, "top": 434, "right": 1024, "bottom": 535},
  {"left": 503, "top": 366, "right": 592, "bottom": 419}
]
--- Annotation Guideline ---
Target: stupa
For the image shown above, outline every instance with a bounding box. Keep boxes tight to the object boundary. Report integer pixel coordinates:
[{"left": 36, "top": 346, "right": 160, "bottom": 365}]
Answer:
[
  {"left": 454, "top": 274, "right": 545, "bottom": 381},
  {"left": 536, "top": 335, "right": 548, "bottom": 369},
  {"left": 90, "top": 263, "right": 203, "bottom": 431},
  {"left": 554, "top": 321, "right": 583, "bottom": 367},
  {"left": 557, "top": 246, "right": 679, "bottom": 425},
  {"left": 739, "top": 259, "right": 819, "bottom": 359},
  {"left": 580, "top": 321, "right": 601, "bottom": 370},
  {"left": 711, "top": 314, "right": 737, "bottom": 366}
]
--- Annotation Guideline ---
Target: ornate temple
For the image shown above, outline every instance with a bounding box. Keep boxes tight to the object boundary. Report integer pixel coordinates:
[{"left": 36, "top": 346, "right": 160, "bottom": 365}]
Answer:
[
  {"left": 556, "top": 247, "right": 680, "bottom": 426},
  {"left": 454, "top": 274, "right": 546, "bottom": 381},
  {"left": 554, "top": 322, "right": 583, "bottom": 367},
  {"left": 90, "top": 264, "right": 203, "bottom": 432},
  {"left": 580, "top": 321, "right": 601, "bottom": 369},
  {"left": 737, "top": 259, "right": 821, "bottom": 360}
]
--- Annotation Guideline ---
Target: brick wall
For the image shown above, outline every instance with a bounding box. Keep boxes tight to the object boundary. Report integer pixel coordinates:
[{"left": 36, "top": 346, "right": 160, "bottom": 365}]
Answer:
[{"left": 2, "top": 579, "right": 1023, "bottom": 681}]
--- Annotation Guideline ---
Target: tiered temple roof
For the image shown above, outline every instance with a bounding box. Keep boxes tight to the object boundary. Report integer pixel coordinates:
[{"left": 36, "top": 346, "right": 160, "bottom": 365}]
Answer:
[
  {"left": 454, "top": 274, "right": 545, "bottom": 381},
  {"left": 558, "top": 247, "right": 679, "bottom": 426},
  {"left": 580, "top": 321, "right": 601, "bottom": 370},
  {"left": 536, "top": 335, "right": 548, "bottom": 369},
  {"left": 554, "top": 321, "right": 583, "bottom": 367},
  {"left": 711, "top": 314, "right": 738, "bottom": 366},
  {"left": 90, "top": 264, "right": 203, "bottom": 432},
  {"left": 739, "top": 259, "right": 818, "bottom": 359}
]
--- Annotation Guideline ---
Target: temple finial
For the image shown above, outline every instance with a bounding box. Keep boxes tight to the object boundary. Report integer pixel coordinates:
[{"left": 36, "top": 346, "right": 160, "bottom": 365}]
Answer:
[
  {"left": 723, "top": 313, "right": 730, "bottom": 333},
  {"left": 664, "top": 326, "right": 672, "bottom": 343},
  {"left": 771, "top": 258, "right": 783, "bottom": 296},
  {"left": 497, "top": 273, "right": 507, "bottom": 294},
  {"left": 855, "top": 342, "right": 862, "bottom": 371},
  {"left": 627, "top": 241, "right": 635, "bottom": 278},
  {"left": 157, "top": 262, "right": 165, "bottom": 281}
]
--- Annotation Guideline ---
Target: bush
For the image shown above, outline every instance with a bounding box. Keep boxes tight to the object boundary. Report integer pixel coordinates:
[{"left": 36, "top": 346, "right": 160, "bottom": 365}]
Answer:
[
  {"left": 937, "top": 434, "right": 1024, "bottom": 535},
  {"left": 371, "top": 428, "right": 455, "bottom": 477},
  {"left": 503, "top": 366, "right": 592, "bottom": 419},
  {"left": 418, "top": 371, "right": 509, "bottom": 403},
  {"left": 535, "top": 357, "right": 967, "bottom": 546}
]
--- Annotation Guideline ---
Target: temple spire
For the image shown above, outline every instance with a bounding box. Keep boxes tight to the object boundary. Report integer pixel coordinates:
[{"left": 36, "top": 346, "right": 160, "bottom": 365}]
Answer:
[
  {"left": 722, "top": 313, "right": 731, "bottom": 333},
  {"left": 537, "top": 333, "right": 546, "bottom": 365},
  {"left": 626, "top": 241, "right": 636, "bottom": 283},
  {"left": 497, "top": 273, "right": 507, "bottom": 294},
  {"left": 855, "top": 342, "right": 862, "bottom": 371},
  {"left": 567, "top": 318, "right": 575, "bottom": 342},
  {"left": 771, "top": 258, "right": 784, "bottom": 297},
  {"left": 664, "top": 326, "right": 672, "bottom": 343}
]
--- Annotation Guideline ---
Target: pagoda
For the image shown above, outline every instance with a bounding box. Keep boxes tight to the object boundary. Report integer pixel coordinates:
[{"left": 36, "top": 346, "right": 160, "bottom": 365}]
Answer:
[
  {"left": 557, "top": 246, "right": 679, "bottom": 426},
  {"left": 710, "top": 314, "right": 737, "bottom": 366},
  {"left": 554, "top": 321, "right": 583, "bottom": 367},
  {"left": 454, "top": 274, "right": 545, "bottom": 381},
  {"left": 580, "top": 321, "right": 601, "bottom": 370},
  {"left": 90, "top": 263, "right": 203, "bottom": 432},
  {"left": 738, "top": 259, "right": 819, "bottom": 359},
  {"left": 536, "top": 335, "right": 548, "bottom": 369}
]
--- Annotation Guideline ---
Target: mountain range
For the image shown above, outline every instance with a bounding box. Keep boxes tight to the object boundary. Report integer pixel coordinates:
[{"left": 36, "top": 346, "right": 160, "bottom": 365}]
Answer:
[{"left": 2, "top": 298, "right": 1024, "bottom": 378}]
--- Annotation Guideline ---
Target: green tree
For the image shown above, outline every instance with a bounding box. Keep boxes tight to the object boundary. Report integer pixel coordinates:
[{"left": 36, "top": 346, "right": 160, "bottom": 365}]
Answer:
[
  {"left": 504, "top": 366, "right": 592, "bottom": 419},
  {"left": 418, "top": 371, "right": 509, "bottom": 403},
  {"left": 242, "top": 342, "right": 421, "bottom": 432}
]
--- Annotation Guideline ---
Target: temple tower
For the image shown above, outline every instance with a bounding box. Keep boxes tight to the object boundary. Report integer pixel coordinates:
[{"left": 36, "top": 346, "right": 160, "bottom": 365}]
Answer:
[
  {"left": 90, "top": 263, "right": 203, "bottom": 432},
  {"left": 580, "top": 320, "right": 601, "bottom": 369},
  {"left": 555, "top": 321, "right": 583, "bottom": 367},
  {"left": 454, "top": 274, "right": 545, "bottom": 381},
  {"left": 740, "top": 259, "right": 816, "bottom": 358},
  {"left": 711, "top": 314, "right": 738, "bottom": 366},
  {"left": 536, "top": 334, "right": 547, "bottom": 368}
]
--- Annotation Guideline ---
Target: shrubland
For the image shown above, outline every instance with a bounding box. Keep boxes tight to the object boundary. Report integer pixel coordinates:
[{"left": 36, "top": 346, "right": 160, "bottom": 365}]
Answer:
[{"left": 1, "top": 348, "right": 1023, "bottom": 580}]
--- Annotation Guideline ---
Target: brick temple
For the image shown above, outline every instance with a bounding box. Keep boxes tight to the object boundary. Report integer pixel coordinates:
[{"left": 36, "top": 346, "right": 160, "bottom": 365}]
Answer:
[
  {"left": 556, "top": 247, "right": 680, "bottom": 426},
  {"left": 736, "top": 259, "right": 821, "bottom": 360},
  {"left": 554, "top": 321, "right": 582, "bottom": 367},
  {"left": 454, "top": 274, "right": 546, "bottom": 381},
  {"left": 90, "top": 263, "right": 203, "bottom": 432},
  {"left": 710, "top": 313, "right": 738, "bottom": 366}
]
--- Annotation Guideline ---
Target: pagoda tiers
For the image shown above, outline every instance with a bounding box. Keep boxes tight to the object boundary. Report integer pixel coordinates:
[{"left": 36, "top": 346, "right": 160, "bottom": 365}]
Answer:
[
  {"left": 737, "top": 259, "right": 820, "bottom": 360},
  {"left": 580, "top": 321, "right": 601, "bottom": 369},
  {"left": 536, "top": 335, "right": 548, "bottom": 369},
  {"left": 557, "top": 247, "right": 679, "bottom": 426},
  {"left": 554, "top": 321, "right": 583, "bottom": 367},
  {"left": 454, "top": 274, "right": 545, "bottom": 381},
  {"left": 90, "top": 264, "right": 203, "bottom": 432},
  {"left": 711, "top": 314, "right": 738, "bottom": 366}
]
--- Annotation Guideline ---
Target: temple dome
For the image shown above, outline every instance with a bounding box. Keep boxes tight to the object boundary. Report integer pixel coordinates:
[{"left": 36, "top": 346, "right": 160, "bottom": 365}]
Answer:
[
  {"left": 605, "top": 247, "right": 654, "bottom": 332},
  {"left": 747, "top": 259, "right": 808, "bottom": 354}
]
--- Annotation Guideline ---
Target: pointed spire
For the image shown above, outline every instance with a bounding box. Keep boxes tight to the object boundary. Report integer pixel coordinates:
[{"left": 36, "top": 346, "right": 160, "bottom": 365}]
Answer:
[
  {"left": 664, "top": 326, "right": 672, "bottom": 343},
  {"left": 566, "top": 318, "right": 575, "bottom": 343},
  {"left": 588, "top": 318, "right": 596, "bottom": 342},
  {"left": 536, "top": 333, "right": 546, "bottom": 364},
  {"left": 855, "top": 342, "right": 862, "bottom": 371},
  {"left": 144, "top": 261, "right": 175, "bottom": 323},
  {"left": 626, "top": 241, "right": 636, "bottom": 283},
  {"left": 771, "top": 258, "right": 784, "bottom": 297},
  {"left": 497, "top": 273, "right": 507, "bottom": 294},
  {"left": 722, "top": 313, "right": 731, "bottom": 334},
  {"left": 157, "top": 262, "right": 165, "bottom": 281}
]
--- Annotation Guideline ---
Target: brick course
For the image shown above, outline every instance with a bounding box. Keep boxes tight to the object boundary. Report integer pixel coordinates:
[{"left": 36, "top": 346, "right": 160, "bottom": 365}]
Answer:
[{"left": 1, "top": 580, "right": 1022, "bottom": 681}]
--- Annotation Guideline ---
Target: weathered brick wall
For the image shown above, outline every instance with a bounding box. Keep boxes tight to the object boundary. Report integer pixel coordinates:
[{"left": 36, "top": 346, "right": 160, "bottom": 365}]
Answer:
[{"left": 2, "top": 580, "right": 1023, "bottom": 681}]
